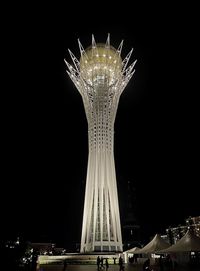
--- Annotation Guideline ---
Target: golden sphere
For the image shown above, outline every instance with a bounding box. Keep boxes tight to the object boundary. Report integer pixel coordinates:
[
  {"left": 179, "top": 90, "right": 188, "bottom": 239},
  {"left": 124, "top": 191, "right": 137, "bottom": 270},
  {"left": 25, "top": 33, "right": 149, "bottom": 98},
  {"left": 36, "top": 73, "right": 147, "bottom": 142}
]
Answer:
[{"left": 80, "top": 44, "right": 122, "bottom": 86}]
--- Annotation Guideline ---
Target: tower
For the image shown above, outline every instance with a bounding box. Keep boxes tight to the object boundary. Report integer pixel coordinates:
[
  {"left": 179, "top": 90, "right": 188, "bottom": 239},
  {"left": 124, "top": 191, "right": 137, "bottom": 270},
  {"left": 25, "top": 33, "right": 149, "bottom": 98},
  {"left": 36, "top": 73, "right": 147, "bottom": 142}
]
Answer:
[{"left": 65, "top": 34, "right": 136, "bottom": 253}]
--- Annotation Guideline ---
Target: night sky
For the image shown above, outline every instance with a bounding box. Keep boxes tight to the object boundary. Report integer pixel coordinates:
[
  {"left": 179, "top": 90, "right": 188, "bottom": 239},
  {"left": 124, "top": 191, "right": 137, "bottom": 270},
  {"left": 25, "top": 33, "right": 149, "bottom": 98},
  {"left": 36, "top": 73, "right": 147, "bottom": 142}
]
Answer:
[{"left": 2, "top": 3, "right": 199, "bottom": 249}]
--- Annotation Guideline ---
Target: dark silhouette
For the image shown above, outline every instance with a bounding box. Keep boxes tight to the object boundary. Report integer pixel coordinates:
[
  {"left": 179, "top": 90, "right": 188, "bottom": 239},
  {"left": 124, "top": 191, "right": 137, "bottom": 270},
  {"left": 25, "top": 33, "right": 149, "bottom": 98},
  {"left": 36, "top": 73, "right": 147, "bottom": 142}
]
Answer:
[
  {"left": 171, "top": 253, "right": 178, "bottom": 269},
  {"left": 143, "top": 258, "right": 151, "bottom": 271},
  {"left": 133, "top": 254, "right": 138, "bottom": 263},
  {"left": 119, "top": 256, "right": 124, "bottom": 271},
  {"left": 159, "top": 255, "right": 164, "bottom": 271},
  {"left": 105, "top": 258, "right": 109, "bottom": 270},
  {"left": 63, "top": 259, "right": 67, "bottom": 271},
  {"left": 100, "top": 257, "right": 104, "bottom": 269},
  {"left": 165, "top": 254, "right": 173, "bottom": 270},
  {"left": 113, "top": 257, "right": 116, "bottom": 264},
  {"left": 97, "top": 256, "right": 100, "bottom": 270},
  {"left": 31, "top": 249, "right": 39, "bottom": 271}
]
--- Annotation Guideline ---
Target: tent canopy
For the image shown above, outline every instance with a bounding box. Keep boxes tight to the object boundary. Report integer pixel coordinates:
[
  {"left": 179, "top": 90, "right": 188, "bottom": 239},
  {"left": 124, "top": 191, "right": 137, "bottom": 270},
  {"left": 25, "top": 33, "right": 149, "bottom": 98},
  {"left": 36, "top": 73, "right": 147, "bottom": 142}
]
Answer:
[
  {"left": 127, "top": 234, "right": 170, "bottom": 254},
  {"left": 158, "top": 229, "right": 200, "bottom": 253},
  {"left": 125, "top": 246, "right": 141, "bottom": 253}
]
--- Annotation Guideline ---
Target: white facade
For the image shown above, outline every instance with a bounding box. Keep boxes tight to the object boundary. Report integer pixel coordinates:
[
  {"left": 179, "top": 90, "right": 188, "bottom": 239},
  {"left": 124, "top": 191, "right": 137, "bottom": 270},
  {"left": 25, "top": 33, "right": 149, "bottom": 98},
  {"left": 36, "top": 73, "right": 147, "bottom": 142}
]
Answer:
[{"left": 65, "top": 34, "right": 136, "bottom": 252}]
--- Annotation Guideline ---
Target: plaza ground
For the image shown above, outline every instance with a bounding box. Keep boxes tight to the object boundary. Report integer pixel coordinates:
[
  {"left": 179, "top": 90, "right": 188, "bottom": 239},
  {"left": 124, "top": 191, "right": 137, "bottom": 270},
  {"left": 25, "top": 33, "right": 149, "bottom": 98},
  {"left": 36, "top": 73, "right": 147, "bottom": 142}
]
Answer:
[{"left": 39, "top": 263, "right": 200, "bottom": 271}]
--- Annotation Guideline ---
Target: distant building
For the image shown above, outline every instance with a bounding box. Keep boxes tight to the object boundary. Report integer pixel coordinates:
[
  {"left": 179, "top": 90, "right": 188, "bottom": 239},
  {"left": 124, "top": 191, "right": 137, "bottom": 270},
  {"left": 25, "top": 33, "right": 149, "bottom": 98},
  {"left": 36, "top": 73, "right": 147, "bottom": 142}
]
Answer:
[
  {"left": 3, "top": 237, "right": 20, "bottom": 249},
  {"left": 160, "top": 234, "right": 168, "bottom": 242},
  {"left": 166, "top": 215, "right": 200, "bottom": 244},
  {"left": 185, "top": 216, "right": 200, "bottom": 237},
  {"left": 30, "top": 243, "right": 55, "bottom": 255},
  {"left": 53, "top": 247, "right": 66, "bottom": 255}
]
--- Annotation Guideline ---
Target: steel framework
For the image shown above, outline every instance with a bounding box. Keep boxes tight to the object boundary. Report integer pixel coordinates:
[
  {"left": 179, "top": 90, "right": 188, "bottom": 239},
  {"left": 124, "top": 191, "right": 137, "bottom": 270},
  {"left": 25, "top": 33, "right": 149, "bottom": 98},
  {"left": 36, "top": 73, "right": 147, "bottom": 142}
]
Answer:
[{"left": 65, "top": 34, "right": 136, "bottom": 252}]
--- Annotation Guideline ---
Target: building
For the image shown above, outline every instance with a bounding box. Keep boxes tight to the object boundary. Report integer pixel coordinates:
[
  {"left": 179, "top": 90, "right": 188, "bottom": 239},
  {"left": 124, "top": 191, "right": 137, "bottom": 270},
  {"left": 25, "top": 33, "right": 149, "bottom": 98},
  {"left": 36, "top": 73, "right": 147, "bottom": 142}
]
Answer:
[
  {"left": 65, "top": 34, "right": 136, "bottom": 252},
  {"left": 186, "top": 216, "right": 200, "bottom": 238},
  {"left": 30, "top": 243, "right": 55, "bottom": 255},
  {"left": 166, "top": 215, "right": 200, "bottom": 244}
]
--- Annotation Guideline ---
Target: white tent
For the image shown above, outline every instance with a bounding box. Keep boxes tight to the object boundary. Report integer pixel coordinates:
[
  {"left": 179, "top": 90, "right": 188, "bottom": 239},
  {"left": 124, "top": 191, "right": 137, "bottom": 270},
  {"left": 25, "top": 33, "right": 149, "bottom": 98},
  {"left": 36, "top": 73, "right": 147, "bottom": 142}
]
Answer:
[
  {"left": 125, "top": 247, "right": 141, "bottom": 253},
  {"left": 158, "top": 229, "right": 200, "bottom": 253},
  {"left": 123, "top": 247, "right": 141, "bottom": 263},
  {"left": 134, "top": 234, "right": 170, "bottom": 254}
]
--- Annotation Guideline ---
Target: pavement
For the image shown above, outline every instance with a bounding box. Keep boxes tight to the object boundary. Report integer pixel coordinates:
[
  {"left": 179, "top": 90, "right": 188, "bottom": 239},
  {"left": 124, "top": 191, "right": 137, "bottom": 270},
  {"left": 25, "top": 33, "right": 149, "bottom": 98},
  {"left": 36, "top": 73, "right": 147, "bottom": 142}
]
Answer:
[{"left": 39, "top": 263, "right": 200, "bottom": 271}]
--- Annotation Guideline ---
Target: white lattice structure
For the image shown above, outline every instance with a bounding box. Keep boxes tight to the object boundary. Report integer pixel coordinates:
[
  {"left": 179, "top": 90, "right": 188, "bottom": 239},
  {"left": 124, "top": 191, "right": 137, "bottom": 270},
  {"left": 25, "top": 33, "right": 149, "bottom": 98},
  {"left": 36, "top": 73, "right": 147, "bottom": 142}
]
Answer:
[{"left": 65, "top": 34, "right": 136, "bottom": 253}]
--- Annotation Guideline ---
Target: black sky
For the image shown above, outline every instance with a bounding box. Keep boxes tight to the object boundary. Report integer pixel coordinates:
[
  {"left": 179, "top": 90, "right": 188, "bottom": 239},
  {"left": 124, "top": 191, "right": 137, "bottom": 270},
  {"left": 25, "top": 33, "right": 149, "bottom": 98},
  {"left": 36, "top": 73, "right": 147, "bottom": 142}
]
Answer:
[{"left": 1, "top": 2, "right": 199, "bottom": 249}]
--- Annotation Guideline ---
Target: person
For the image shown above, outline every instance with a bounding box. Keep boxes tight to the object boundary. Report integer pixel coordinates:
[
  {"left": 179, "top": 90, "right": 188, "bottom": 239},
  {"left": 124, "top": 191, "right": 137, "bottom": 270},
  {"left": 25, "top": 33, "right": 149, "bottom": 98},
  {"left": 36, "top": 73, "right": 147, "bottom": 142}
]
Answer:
[
  {"left": 63, "top": 259, "right": 67, "bottom": 271},
  {"left": 143, "top": 258, "right": 151, "bottom": 271},
  {"left": 97, "top": 256, "right": 100, "bottom": 270},
  {"left": 171, "top": 253, "right": 177, "bottom": 269},
  {"left": 159, "top": 255, "right": 164, "bottom": 271},
  {"left": 31, "top": 249, "right": 38, "bottom": 271},
  {"left": 133, "top": 254, "right": 138, "bottom": 263},
  {"left": 119, "top": 256, "right": 124, "bottom": 271},
  {"left": 100, "top": 257, "right": 104, "bottom": 269},
  {"left": 105, "top": 258, "right": 109, "bottom": 270},
  {"left": 166, "top": 254, "right": 173, "bottom": 270}
]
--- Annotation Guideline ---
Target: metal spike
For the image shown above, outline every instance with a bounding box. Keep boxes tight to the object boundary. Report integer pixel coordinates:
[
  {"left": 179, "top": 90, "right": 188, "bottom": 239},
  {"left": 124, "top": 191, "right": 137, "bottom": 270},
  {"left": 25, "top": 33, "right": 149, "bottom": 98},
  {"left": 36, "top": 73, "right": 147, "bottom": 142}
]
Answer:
[
  {"left": 124, "top": 60, "right": 137, "bottom": 76},
  {"left": 105, "top": 33, "right": 110, "bottom": 48},
  {"left": 66, "top": 70, "right": 71, "bottom": 77},
  {"left": 122, "top": 48, "right": 133, "bottom": 72},
  {"left": 64, "top": 59, "right": 73, "bottom": 71},
  {"left": 66, "top": 70, "right": 82, "bottom": 93},
  {"left": 64, "top": 59, "right": 71, "bottom": 70},
  {"left": 128, "top": 69, "right": 135, "bottom": 78},
  {"left": 124, "top": 70, "right": 135, "bottom": 83},
  {"left": 92, "top": 34, "right": 99, "bottom": 58},
  {"left": 68, "top": 49, "right": 80, "bottom": 72},
  {"left": 92, "top": 34, "right": 96, "bottom": 48},
  {"left": 116, "top": 40, "right": 124, "bottom": 55},
  {"left": 78, "top": 39, "right": 88, "bottom": 58},
  {"left": 120, "top": 70, "right": 135, "bottom": 94},
  {"left": 64, "top": 59, "right": 80, "bottom": 76}
]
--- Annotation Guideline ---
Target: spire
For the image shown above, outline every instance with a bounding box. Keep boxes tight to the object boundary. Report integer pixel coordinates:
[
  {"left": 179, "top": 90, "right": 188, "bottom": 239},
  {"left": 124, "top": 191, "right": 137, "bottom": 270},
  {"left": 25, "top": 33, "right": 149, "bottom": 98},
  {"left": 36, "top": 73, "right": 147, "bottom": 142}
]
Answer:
[
  {"left": 122, "top": 48, "right": 133, "bottom": 72},
  {"left": 124, "top": 60, "right": 137, "bottom": 76},
  {"left": 116, "top": 40, "right": 124, "bottom": 55},
  {"left": 68, "top": 49, "right": 80, "bottom": 73},
  {"left": 64, "top": 59, "right": 79, "bottom": 77},
  {"left": 105, "top": 33, "right": 110, "bottom": 49},
  {"left": 78, "top": 39, "right": 88, "bottom": 59},
  {"left": 92, "top": 34, "right": 96, "bottom": 48}
]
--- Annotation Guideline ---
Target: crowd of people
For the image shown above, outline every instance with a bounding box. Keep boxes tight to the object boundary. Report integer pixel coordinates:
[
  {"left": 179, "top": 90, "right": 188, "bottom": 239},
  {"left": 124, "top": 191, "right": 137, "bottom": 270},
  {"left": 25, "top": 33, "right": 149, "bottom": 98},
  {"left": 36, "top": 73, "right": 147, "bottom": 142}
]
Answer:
[{"left": 96, "top": 255, "right": 124, "bottom": 270}]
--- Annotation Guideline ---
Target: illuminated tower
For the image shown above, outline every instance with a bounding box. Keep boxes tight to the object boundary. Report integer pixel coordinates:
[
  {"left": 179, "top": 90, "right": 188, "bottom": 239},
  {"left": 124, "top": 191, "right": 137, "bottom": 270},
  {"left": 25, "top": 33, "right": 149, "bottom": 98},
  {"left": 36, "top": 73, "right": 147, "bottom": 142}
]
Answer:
[{"left": 65, "top": 34, "right": 136, "bottom": 252}]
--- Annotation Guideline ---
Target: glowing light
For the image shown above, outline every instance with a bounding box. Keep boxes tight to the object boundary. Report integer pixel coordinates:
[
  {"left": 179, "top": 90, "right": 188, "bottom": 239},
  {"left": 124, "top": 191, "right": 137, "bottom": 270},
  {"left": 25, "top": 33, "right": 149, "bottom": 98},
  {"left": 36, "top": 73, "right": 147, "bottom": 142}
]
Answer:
[{"left": 80, "top": 44, "right": 122, "bottom": 87}]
